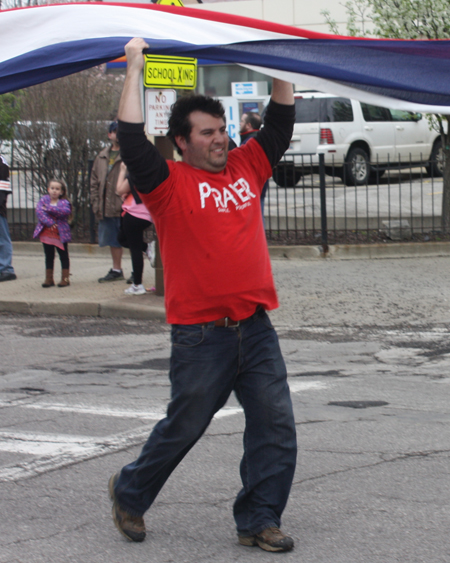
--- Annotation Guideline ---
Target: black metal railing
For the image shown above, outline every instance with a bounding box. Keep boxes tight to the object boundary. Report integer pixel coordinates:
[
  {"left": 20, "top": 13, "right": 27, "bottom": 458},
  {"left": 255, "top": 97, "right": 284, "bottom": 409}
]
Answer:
[
  {"left": 266, "top": 152, "right": 445, "bottom": 247},
  {"left": 7, "top": 152, "right": 446, "bottom": 247}
]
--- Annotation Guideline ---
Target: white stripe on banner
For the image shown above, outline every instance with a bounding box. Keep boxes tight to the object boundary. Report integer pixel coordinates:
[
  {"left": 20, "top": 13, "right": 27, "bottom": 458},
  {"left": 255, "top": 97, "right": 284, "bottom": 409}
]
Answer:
[{"left": 0, "top": 3, "right": 299, "bottom": 64}]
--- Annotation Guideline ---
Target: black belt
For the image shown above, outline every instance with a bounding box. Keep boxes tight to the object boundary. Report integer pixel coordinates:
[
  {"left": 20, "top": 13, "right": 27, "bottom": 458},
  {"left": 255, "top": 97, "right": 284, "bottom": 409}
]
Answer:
[{"left": 212, "top": 306, "right": 262, "bottom": 328}]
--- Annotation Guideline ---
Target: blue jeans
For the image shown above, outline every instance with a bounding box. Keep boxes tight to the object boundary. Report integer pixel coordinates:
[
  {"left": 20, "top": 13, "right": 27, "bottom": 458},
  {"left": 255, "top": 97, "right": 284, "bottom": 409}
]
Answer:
[
  {"left": 98, "top": 217, "right": 121, "bottom": 248},
  {"left": 115, "top": 308, "right": 297, "bottom": 536},
  {"left": 0, "top": 215, "right": 15, "bottom": 274}
]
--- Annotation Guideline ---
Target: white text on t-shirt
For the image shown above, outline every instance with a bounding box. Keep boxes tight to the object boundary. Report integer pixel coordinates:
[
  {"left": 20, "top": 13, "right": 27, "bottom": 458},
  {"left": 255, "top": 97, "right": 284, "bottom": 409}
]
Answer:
[{"left": 199, "top": 178, "right": 257, "bottom": 212}]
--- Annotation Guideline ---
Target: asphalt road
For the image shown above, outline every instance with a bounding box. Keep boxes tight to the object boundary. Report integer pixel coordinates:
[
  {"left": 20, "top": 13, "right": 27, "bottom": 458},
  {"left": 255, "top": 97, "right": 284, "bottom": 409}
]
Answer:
[{"left": 3, "top": 255, "right": 450, "bottom": 562}]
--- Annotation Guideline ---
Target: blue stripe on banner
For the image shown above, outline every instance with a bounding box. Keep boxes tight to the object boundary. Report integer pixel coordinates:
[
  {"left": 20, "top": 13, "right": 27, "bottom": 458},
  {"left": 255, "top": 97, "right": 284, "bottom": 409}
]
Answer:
[
  {"left": 3, "top": 32, "right": 450, "bottom": 108},
  {"left": 0, "top": 37, "right": 199, "bottom": 94},
  {"left": 198, "top": 40, "right": 450, "bottom": 106},
  {"left": 0, "top": 38, "right": 124, "bottom": 93}
]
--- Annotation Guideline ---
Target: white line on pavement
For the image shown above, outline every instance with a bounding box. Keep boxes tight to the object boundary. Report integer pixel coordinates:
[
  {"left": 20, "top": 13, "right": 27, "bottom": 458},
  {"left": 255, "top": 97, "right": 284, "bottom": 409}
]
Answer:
[
  {"left": 288, "top": 380, "right": 328, "bottom": 393},
  {"left": 0, "top": 402, "right": 242, "bottom": 419},
  {"left": 0, "top": 381, "right": 328, "bottom": 420},
  {"left": 0, "top": 407, "right": 244, "bottom": 482},
  {"left": 0, "top": 425, "right": 153, "bottom": 483},
  {"left": 0, "top": 401, "right": 166, "bottom": 419},
  {"left": 0, "top": 382, "right": 326, "bottom": 482}
]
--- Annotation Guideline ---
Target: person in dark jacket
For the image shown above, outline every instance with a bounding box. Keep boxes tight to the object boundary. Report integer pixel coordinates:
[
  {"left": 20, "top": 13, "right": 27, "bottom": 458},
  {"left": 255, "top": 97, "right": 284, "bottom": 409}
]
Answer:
[
  {"left": 90, "top": 121, "right": 126, "bottom": 283},
  {"left": 0, "top": 154, "right": 16, "bottom": 282},
  {"left": 239, "top": 111, "right": 262, "bottom": 145}
]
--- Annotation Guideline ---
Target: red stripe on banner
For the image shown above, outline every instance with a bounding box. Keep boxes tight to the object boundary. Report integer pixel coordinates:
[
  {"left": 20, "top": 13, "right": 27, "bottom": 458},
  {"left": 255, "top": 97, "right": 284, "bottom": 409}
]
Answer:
[
  {"left": 4, "top": 2, "right": 450, "bottom": 45},
  {"left": 1, "top": 2, "right": 359, "bottom": 41}
]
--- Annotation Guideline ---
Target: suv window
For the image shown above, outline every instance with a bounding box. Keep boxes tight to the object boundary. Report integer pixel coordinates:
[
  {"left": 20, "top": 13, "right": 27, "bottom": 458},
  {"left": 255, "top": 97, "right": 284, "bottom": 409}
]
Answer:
[
  {"left": 294, "top": 97, "right": 321, "bottom": 123},
  {"left": 294, "top": 97, "right": 354, "bottom": 123},
  {"left": 322, "top": 98, "right": 353, "bottom": 122},
  {"left": 389, "top": 109, "right": 419, "bottom": 122},
  {"left": 14, "top": 123, "right": 34, "bottom": 141},
  {"left": 361, "top": 103, "right": 392, "bottom": 122}
]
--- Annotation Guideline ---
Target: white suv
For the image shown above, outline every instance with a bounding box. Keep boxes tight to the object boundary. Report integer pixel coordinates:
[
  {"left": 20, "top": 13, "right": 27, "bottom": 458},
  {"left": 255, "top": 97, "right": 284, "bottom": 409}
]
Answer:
[
  {"left": 273, "top": 92, "right": 443, "bottom": 186},
  {"left": 0, "top": 121, "right": 59, "bottom": 167}
]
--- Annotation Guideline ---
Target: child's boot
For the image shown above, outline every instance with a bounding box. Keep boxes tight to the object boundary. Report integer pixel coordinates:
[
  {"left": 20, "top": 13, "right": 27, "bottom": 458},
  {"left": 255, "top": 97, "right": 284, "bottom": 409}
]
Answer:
[
  {"left": 42, "top": 269, "right": 55, "bottom": 288},
  {"left": 57, "top": 269, "right": 70, "bottom": 287}
]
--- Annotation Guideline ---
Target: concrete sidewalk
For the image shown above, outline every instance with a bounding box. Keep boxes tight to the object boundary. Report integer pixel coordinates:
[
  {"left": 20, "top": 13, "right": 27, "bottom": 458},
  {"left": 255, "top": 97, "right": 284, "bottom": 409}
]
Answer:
[
  {"left": 3, "top": 240, "right": 450, "bottom": 320},
  {"left": 1, "top": 242, "right": 166, "bottom": 319}
]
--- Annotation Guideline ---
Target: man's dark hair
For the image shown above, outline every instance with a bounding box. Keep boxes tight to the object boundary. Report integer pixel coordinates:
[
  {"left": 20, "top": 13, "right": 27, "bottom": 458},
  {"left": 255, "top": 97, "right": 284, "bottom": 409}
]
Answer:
[
  {"left": 167, "top": 95, "right": 226, "bottom": 156},
  {"left": 245, "top": 112, "right": 262, "bottom": 131}
]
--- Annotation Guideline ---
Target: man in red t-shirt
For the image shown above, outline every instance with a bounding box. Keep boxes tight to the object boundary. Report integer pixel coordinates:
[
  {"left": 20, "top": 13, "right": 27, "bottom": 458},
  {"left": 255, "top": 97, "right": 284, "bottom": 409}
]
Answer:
[{"left": 108, "top": 38, "right": 297, "bottom": 553}]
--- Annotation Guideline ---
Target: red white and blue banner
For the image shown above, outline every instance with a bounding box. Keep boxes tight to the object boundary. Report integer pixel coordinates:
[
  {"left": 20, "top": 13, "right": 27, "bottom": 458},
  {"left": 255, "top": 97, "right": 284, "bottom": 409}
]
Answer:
[{"left": 2, "top": 2, "right": 450, "bottom": 113}]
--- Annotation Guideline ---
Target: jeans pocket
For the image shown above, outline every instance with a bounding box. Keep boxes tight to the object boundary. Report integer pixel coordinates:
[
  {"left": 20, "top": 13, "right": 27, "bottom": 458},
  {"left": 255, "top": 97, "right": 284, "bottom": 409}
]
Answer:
[
  {"left": 172, "top": 324, "right": 205, "bottom": 348},
  {"left": 258, "top": 310, "right": 274, "bottom": 331}
]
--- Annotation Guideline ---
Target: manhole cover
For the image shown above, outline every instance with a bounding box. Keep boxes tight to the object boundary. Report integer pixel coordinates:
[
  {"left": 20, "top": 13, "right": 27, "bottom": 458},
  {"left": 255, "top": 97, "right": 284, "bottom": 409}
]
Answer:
[{"left": 328, "top": 400, "right": 389, "bottom": 409}]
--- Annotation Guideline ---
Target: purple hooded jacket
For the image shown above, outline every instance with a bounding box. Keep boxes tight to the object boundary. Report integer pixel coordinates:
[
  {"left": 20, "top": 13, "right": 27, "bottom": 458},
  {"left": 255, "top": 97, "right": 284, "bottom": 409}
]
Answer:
[{"left": 33, "top": 194, "right": 72, "bottom": 243}]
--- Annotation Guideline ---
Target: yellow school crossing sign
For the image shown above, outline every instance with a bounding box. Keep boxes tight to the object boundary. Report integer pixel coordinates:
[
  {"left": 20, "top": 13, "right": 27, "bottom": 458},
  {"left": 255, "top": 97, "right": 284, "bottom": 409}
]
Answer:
[
  {"left": 144, "top": 55, "right": 197, "bottom": 89},
  {"left": 156, "top": 0, "right": 185, "bottom": 6},
  {"left": 145, "top": 0, "right": 196, "bottom": 89}
]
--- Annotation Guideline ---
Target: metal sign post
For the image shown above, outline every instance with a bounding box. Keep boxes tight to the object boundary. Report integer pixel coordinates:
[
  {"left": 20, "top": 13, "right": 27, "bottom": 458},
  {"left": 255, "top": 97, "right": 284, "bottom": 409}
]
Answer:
[{"left": 143, "top": 49, "right": 197, "bottom": 296}]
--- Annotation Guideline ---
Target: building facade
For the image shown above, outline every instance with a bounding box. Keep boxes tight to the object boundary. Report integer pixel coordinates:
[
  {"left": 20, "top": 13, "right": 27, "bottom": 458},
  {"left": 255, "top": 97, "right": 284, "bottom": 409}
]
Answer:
[
  {"left": 193, "top": 0, "right": 350, "bottom": 96},
  {"left": 109, "top": 0, "right": 349, "bottom": 97}
]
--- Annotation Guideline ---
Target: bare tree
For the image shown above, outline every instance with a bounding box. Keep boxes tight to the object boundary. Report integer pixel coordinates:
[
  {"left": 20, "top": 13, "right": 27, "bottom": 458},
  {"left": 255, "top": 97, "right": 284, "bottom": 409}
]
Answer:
[{"left": 13, "top": 67, "right": 124, "bottom": 229}]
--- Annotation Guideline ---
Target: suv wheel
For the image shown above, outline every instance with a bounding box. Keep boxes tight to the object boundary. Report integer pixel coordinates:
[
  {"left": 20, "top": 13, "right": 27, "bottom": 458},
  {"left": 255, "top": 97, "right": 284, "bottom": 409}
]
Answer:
[
  {"left": 426, "top": 139, "right": 444, "bottom": 178},
  {"left": 344, "top": 147, "right": 370, "bottom": 186},
  {"left": 272, "top": 165, "right": 302, "bottom": 187}
]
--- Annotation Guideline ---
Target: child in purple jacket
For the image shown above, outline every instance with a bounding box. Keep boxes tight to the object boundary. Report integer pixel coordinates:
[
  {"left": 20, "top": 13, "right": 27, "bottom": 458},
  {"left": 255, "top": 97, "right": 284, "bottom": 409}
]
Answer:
[{"left": 33, "top": 178, "right": 72, "bottom": 287}]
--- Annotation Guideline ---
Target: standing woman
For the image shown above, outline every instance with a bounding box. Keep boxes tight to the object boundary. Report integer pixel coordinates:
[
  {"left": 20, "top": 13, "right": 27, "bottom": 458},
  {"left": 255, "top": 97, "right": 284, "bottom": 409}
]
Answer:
[
  {"left": 116, "top": 163, "right": 153, "bottom": 295},
  {"left": 33, "top": 178, "right": 72, "bottom": 287}
]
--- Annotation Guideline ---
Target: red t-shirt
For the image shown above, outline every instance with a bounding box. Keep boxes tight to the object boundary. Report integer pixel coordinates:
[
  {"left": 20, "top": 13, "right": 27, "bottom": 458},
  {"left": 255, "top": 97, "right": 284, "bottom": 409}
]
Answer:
[{"left": 140, "top": 138, "right": 278, "bottom": 324}]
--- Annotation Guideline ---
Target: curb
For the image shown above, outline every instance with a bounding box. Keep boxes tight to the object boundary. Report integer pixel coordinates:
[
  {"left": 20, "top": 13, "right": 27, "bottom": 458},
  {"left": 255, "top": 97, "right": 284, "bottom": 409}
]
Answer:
[
  {"left": 0, "top": 301, "right": 99, "bottom": 317},
  {"left": 268, "top": 241, "right": 450, "bottom": 260},
  {"left": 0, "top": 299, "right": 167, "bottom": 320},
  {"left": 14, "top": 240, "right": 450, "bottom": 260}
]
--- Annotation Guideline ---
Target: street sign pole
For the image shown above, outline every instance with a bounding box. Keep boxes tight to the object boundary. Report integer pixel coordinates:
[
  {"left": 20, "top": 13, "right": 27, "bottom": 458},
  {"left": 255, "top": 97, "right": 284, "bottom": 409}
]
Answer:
[{"left": 143, "top": 49, "right": 197, "bottom": 296}]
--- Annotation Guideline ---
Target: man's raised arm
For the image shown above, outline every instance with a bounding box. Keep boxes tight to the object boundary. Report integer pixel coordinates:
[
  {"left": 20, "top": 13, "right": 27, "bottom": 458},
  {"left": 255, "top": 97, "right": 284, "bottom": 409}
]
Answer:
[
  {"left": 118, "top": 38, "right": 169, "bottom": 194},
  {"left": 270, "top": 78, "right": 295, "bottom": 106},
  {"left": 254, "top": 78, "right": 295, "bottom": 168},
  {"left": 118, "top": 38, "right": 148, "bottom": 123}
]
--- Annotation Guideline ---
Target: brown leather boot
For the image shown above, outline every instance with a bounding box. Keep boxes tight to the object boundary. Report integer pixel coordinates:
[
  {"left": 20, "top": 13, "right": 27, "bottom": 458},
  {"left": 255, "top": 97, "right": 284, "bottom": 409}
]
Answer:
[
  {"left": 42, "top": 269, "right": 55, "bottom": 288},
  {"left": 57, "top": 269, "right": 70, "bottom": 287}
]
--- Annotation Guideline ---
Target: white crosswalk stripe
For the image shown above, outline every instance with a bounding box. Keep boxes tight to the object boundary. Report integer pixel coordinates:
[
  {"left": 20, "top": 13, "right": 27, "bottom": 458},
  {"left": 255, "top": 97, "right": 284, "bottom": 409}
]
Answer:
[
  {"left": 0, "top": 425, "right": 153, "bottom": 482},
  {"left": 0, "top": 381, "right": 327, "bottom": 482},
  {"left": 0, "top": 405, "right": 244, "bottom": 482}
]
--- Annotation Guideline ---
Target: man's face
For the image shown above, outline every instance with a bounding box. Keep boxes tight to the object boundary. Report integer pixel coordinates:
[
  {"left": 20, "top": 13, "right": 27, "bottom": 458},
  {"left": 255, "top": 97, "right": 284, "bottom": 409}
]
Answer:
[
  {"left": 108, "top": 130, "right": 119, "bottom": 148},
  {"left": 240, "top": 113, "right": 250, "bottom": 134},
  {"left": 176, "top": 111, "right": 228, "bottom": 173}
]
